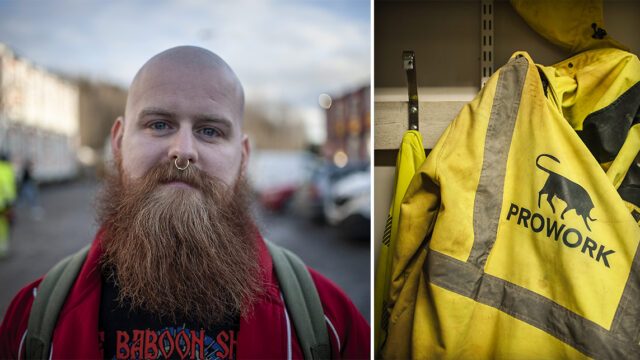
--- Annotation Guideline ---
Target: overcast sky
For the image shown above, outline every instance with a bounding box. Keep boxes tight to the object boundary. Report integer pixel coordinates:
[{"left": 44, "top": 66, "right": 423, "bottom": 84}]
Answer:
[{"left": 0, "top": 0, "right": 370, "bottom": 143}]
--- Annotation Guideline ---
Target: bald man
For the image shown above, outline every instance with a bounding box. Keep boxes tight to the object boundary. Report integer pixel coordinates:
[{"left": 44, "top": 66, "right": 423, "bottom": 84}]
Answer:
[{"left": 0, "top": 46, "right": 370, "bottom": 359}]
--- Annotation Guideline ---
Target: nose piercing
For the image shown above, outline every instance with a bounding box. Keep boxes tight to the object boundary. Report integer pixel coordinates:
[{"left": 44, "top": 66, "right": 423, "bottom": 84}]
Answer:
[{"left": 175, "top": 158, "right": 190, "bottom": 171}]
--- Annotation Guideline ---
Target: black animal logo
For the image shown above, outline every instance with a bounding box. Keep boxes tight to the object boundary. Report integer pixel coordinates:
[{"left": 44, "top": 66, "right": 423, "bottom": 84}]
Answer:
[{"left": 536, "top": 154, "right": 597, "bottom": 231}]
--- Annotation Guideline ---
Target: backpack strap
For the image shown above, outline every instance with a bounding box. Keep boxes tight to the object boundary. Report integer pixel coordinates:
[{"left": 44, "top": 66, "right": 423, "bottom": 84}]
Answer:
[
  {"left": 266, "top": 240, "right": 331, "bottom": 360},
  {"left": 26, "top": 244, "right": 90, "bottom": 359}
]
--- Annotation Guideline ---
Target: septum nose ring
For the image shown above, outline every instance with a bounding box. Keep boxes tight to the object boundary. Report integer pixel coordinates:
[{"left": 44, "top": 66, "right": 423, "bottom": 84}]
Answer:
[{"left": 175, "top": 158, "right": 190, "bottom": 171}]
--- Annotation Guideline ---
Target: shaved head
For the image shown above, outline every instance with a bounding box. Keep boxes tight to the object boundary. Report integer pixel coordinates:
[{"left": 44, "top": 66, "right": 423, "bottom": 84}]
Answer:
[{"left": 125, "top": 46, "right": 245, "bottom": 123}]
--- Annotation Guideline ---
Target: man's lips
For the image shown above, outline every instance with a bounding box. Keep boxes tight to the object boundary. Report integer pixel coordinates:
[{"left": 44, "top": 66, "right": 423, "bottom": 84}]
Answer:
[{"left": 164, "top": 180, "right": 195, "bottom": 189}]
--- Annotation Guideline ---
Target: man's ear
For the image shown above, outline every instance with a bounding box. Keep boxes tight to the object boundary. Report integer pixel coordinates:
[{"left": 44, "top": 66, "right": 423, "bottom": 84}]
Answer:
[
  {"left": 240, "top": 134, "right": 250, "bottom": 176},
  {"left": 110, "top": 116, "right": 124, "bottom": 158}
]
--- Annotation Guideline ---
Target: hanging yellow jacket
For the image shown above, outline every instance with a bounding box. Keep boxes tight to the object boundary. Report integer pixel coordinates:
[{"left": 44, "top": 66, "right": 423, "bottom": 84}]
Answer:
[
  {"left": 383, "top": 48, "right": 640, "bottom": 359},
  {"left": 375, "top": 130, "right": 426, "bottom": 352}
]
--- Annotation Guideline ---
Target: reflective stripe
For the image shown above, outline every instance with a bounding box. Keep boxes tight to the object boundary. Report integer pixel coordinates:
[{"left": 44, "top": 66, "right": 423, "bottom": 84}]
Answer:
[
  {"left": 18, "top": 330, "right": 27, "bottom": 359},
  {"left": 382, "top": 214, "right": 392, "bottom": 246},
  {"left": 281, "top": 292, "right": 292, "bottom": 360},
  {"left": 325, "top": 315, "right": 341, "bottom": 353},
  {"left": 425, "top": 250, "right": 640, "bottom": 358},
  {"left": 468, "top": 55, "right": 529, "bottom": 268},
  {"left": 611, "top": 244, "right": 640, "bottom": 344}
]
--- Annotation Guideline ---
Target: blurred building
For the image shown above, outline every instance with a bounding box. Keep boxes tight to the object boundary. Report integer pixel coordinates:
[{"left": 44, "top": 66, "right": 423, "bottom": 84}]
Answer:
[
  {"left": 324, "top": 85, "right": 370, "bottom": 167},
  {"left": 76, "top": 78, "right": 126, "bottom": 175},
  {"left": 0, "top": 43, "right": 129, "bottom": 181},
  {"left": 0, "top": 43, "right": 79, "bottom": 181}
]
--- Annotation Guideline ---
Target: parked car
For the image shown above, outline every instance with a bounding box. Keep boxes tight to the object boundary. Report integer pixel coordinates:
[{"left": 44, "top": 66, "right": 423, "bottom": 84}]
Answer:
[
  {"left": 259, "top": 183, "right": 299, "bottom": 213},
  {"left": 291, "top": 162, "right": 333, "bottom": 222},
  {"left": 292, "top": 161, "right": 370, "bottom": 235},
  {"left": 323, "top": 165, "right": 370, "bottom": 240},
  {"left": 249, "top": 150, "right": 307, "bottom": 213}
]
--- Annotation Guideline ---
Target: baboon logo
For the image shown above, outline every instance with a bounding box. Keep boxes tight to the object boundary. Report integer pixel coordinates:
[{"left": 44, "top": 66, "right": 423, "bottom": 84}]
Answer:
[{"left": 536, "top": 154, "right": 597, "bottom": 231}]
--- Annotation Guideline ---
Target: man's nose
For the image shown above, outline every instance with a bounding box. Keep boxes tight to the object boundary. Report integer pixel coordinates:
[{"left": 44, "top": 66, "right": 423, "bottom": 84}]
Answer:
[{"left": 168, "top": 127, "right": 198, "bottom": 164}]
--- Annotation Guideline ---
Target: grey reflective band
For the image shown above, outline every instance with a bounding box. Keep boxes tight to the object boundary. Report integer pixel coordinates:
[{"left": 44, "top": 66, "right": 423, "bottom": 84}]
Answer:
[
  {"left": 425, "top": 250, "right": 640, "bottom": 358},
  {"left": 611, "top": 244, "right": 640, "bottom": 344},
  {"left": 468, "top": 55, "right": 528, "bottom": 268},
  {"left": 382, "top": 214, "right": 392, "bottom": 246}
]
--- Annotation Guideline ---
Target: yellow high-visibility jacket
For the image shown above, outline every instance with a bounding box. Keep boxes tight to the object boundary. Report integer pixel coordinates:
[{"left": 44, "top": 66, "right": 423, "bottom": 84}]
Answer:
[
  {"left": 375, "top": 130, "right": 426, "bottom": 351},
  {"left": 0, "top": 160, "right": 15, "bottom": 256},
  {"left": 0, "top": 160, "right": 16, "bottom": 211},
  {"left": 383, "top": 48, "right": 640, "bottom": 359}
]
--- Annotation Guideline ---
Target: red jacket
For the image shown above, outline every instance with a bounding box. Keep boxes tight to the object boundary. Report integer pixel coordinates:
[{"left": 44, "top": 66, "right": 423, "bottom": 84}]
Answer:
[{"left": 0, "top": 231, "right": 370, "bottom": 359}]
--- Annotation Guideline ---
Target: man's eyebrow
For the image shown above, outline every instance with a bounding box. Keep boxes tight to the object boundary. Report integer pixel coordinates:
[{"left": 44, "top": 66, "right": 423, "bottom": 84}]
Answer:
[
  {"left": 138, "top": 107, "right": 176, "bottom": 119},
  {"left": 193, "top": 114, "right": 233, "bottom": 128},
  {"left": 137, "top": 108, "right": 234, "bottom": 129}
]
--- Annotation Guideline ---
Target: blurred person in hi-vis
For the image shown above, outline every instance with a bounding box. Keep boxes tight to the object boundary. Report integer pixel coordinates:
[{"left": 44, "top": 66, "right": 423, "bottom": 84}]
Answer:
[{"left": 0, "top": 46, "right": 369, "bottom": 359}]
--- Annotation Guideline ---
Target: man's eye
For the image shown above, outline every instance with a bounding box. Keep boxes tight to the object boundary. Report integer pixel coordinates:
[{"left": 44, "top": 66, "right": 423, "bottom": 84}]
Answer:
[
  {"left": 199, "top": 127, "right": 221, "bottom": 138},
  {"left": 149, "top": 121, "right": 170, "bottom": 130}
]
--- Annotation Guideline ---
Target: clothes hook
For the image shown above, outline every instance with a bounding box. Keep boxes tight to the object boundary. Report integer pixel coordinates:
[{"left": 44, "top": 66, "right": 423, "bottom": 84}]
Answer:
[{"left": 403, "top": 50, "right": 419, "bottom": 131}]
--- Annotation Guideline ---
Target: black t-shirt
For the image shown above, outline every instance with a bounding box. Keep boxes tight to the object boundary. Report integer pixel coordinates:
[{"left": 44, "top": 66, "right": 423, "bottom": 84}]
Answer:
[{"left": 99, "top": 273, "right": 240, "bottom": 360}]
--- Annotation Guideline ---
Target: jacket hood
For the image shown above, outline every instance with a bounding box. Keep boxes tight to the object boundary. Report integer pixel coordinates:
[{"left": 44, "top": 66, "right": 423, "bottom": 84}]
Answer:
[{"left": 510, "top": 0, "right": 627, "bottom": 54}]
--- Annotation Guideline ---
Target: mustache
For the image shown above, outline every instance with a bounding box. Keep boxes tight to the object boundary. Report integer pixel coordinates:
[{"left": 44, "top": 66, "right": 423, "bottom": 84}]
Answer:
[{"left": 137, "top": 159, "right": 226, "bottom": 194}]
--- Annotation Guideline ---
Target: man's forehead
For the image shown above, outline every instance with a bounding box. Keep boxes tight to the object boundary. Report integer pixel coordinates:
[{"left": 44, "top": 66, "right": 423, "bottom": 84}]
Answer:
[
  {"left": 125, "top": 46, "right": 244, "bottom": 121},
  {"left": 135, "top": 46, "right": 235, "bottom": 80}
]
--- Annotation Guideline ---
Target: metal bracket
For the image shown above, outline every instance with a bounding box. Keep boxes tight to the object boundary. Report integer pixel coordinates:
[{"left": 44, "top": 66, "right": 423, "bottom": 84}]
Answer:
[
  {"left": 480, "top": 0, "right": 494, "bottom": 87},
  {"left": 403, "top": 50, "right": 419, "bottom": 130}
]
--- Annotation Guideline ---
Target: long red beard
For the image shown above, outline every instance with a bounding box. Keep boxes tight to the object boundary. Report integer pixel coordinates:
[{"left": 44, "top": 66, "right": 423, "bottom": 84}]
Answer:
[{"left": 97, "top": 159, "right": 263, "bottom": 325}]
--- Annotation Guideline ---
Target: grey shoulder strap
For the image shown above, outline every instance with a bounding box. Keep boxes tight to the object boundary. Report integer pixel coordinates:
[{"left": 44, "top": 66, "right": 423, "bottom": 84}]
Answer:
[
  {"left": 266, "top": 240, "right": 331, "bottom": 360},
  {"left": 26, "top": 244, "right": 90, "bottom": 359}
]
